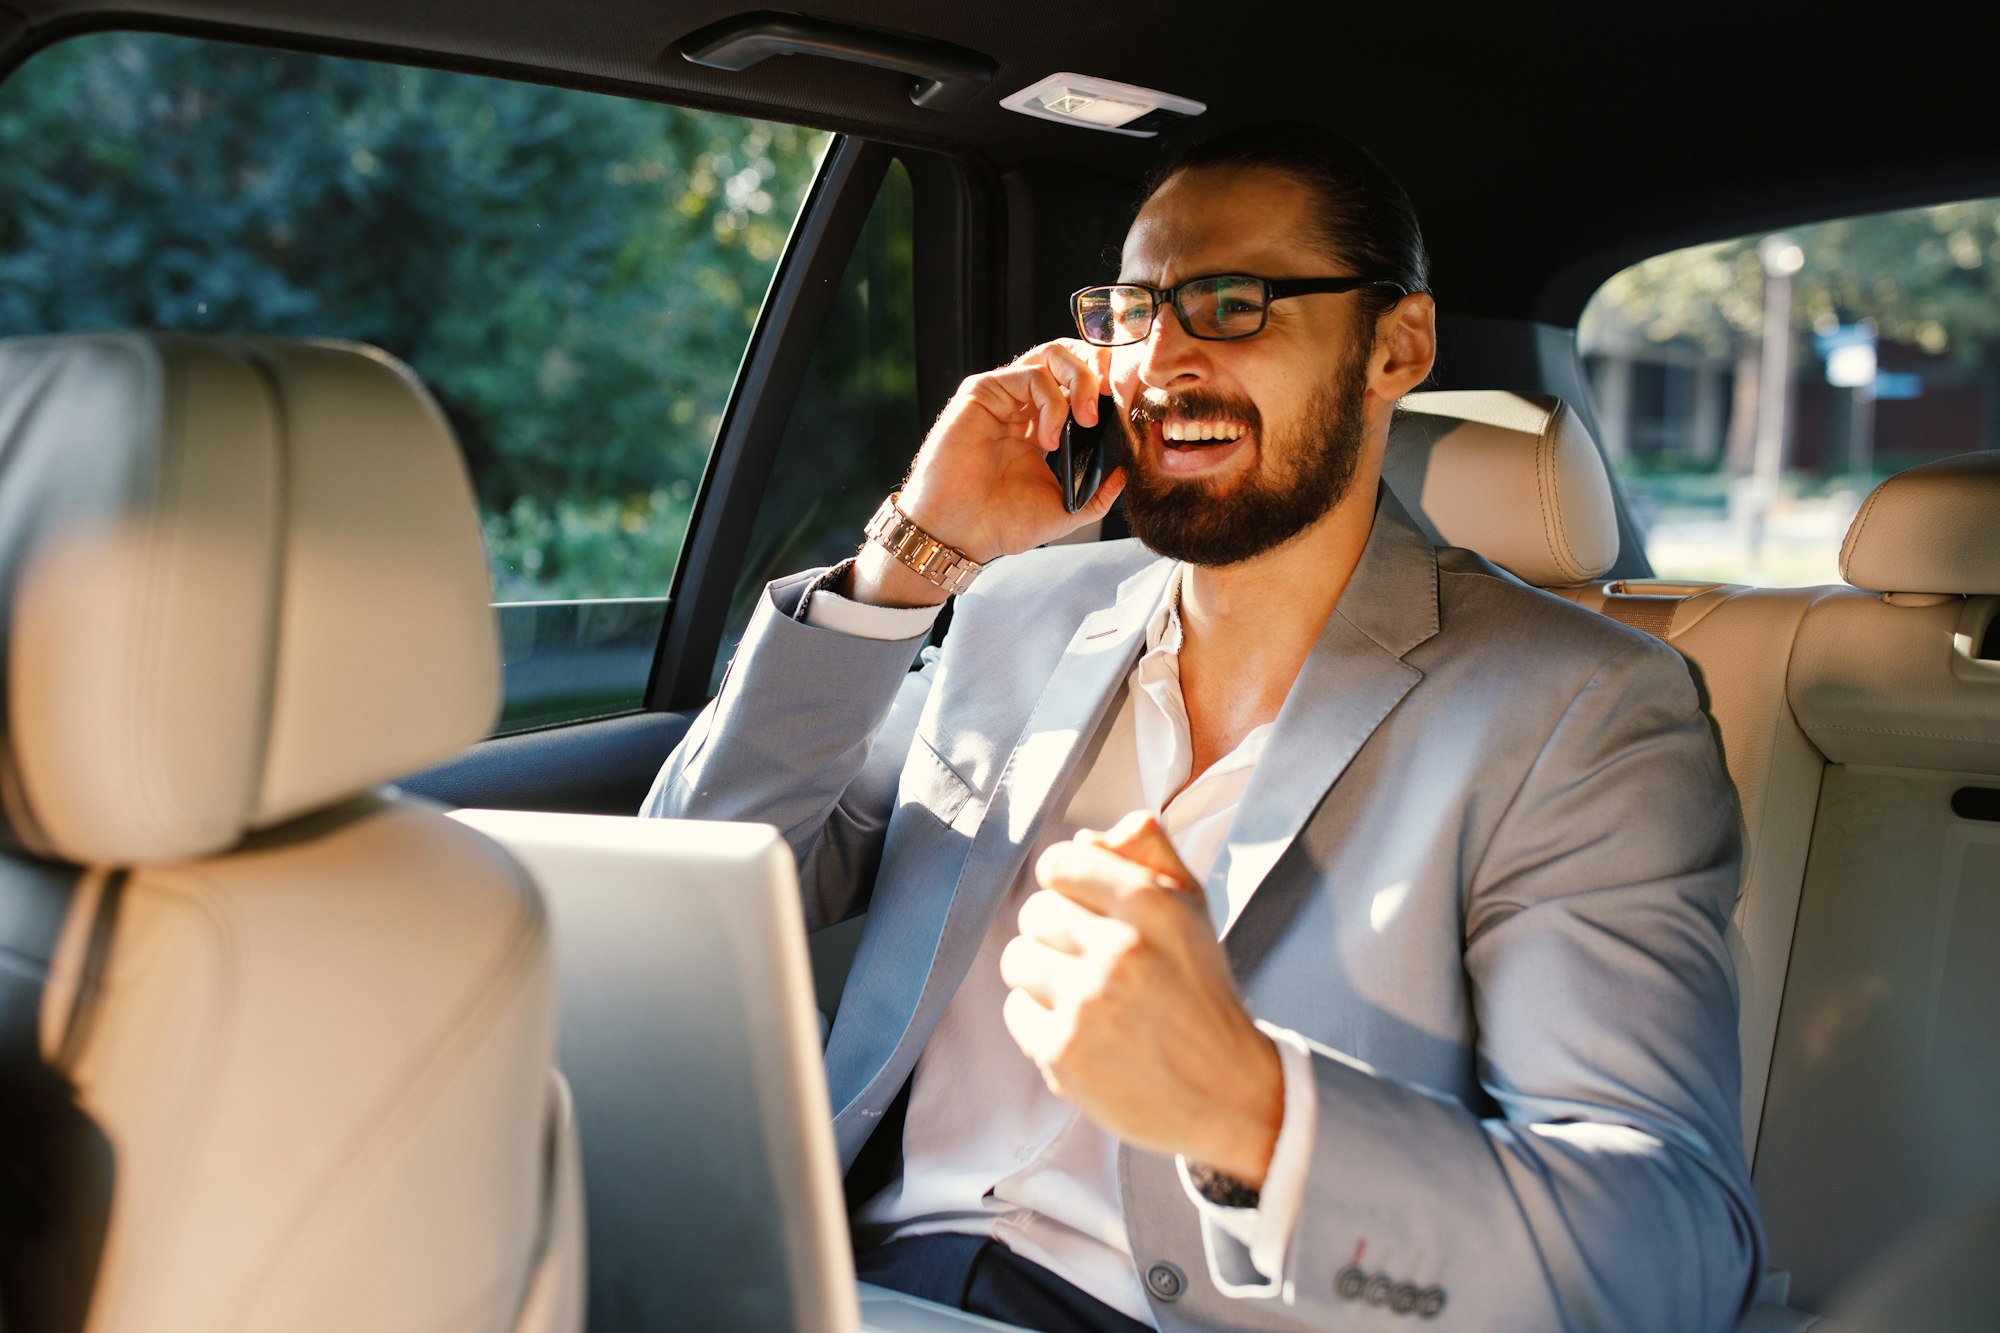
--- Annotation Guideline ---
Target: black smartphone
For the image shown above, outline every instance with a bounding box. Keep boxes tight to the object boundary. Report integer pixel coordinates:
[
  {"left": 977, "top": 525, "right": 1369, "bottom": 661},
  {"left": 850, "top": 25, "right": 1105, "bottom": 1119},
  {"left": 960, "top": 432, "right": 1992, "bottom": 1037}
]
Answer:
[{"left": 1049, "top": 395, "right": 1124, "bottom": 514}]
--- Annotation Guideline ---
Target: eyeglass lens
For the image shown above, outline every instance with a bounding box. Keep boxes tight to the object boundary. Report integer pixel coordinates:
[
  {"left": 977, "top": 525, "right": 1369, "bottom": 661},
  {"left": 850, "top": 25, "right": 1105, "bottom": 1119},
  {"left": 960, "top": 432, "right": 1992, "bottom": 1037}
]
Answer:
[{"left": 1074, "top": 276, "right": 1269, "bottom": 345}]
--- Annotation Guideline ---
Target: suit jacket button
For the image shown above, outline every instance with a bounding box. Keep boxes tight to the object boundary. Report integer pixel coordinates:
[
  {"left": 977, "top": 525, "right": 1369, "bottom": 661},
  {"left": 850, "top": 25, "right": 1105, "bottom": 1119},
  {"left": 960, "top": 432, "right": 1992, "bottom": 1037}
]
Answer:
[
  {"left": 1391, "top": 1282, "right": 1422, "bottom": 1314},
  {"left": 1418, "top": 1286, "right": 1448, "bottom": 1319},
  {"left": 1363, "top": 1273, "right": 1395, "bottom": 1306},
  {"left": 1146, "top": 1261, "right": 1185, "bottom": 1301},
  {"left": 1335, "top": 1266, "right": 1368, "bottom": 1301}
]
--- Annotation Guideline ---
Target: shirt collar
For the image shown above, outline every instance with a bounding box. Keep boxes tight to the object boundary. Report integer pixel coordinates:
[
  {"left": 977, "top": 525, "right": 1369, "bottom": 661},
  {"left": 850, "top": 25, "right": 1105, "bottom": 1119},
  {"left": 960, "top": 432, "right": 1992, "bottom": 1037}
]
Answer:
[{"left": 1142, "top": 563, "right": 1188, "bottom": 658}]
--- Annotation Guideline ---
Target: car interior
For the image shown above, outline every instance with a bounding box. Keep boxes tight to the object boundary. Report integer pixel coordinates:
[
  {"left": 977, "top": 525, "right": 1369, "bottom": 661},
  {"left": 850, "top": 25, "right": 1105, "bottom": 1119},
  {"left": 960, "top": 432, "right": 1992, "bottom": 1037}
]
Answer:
[{"left": 0, "top": 2, "right": 1995, "bottom": 1331}]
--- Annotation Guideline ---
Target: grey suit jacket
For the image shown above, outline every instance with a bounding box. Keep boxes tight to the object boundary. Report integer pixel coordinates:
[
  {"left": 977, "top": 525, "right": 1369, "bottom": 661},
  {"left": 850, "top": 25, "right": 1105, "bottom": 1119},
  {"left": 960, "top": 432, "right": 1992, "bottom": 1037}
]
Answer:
[{"left": 645, "top": 491, "right": 1764, "bottom": 1332}]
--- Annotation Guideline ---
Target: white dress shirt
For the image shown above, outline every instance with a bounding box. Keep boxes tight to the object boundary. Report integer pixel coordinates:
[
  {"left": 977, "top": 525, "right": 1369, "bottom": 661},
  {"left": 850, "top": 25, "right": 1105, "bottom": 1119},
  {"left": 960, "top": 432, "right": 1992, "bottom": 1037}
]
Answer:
[{"left": 808, "top": 566, "right": 1318, "bottom": 1326}]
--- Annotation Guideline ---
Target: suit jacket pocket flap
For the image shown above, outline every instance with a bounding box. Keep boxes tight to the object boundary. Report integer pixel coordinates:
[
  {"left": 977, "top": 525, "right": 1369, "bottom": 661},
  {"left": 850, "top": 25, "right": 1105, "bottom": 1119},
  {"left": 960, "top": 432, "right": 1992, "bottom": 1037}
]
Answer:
[{"left": 900, "top": 737, "right": 980, "bottom": 836}]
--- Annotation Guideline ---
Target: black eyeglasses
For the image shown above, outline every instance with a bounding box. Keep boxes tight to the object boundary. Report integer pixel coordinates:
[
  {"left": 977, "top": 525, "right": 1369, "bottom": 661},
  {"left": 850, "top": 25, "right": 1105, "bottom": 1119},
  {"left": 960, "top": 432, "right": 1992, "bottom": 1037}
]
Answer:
[{"left": 1070, "top": 273, "right": 1409, "bottom": 346}]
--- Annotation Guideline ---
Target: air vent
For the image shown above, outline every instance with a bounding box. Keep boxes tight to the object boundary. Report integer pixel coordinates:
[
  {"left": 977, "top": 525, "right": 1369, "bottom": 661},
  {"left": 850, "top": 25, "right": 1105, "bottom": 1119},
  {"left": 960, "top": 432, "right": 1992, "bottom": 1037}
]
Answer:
[{"left": 1000, "top": 73, "right": 1204, "bottom": 137}]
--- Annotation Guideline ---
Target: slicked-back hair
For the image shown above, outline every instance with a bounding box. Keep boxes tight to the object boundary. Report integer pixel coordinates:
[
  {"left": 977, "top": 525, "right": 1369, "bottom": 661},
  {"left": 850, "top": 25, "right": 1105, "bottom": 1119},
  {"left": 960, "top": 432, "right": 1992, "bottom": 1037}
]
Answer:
[{"left": 1143, "top": 121, "right": 1431, "bottom": 338}]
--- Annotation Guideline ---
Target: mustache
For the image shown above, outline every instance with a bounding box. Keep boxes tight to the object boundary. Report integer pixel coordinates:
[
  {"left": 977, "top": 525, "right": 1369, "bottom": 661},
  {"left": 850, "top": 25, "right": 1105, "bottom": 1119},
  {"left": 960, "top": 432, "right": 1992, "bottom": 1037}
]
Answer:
[{"left": 1126, "top": 390, "right": 1261, "bottom": 432}]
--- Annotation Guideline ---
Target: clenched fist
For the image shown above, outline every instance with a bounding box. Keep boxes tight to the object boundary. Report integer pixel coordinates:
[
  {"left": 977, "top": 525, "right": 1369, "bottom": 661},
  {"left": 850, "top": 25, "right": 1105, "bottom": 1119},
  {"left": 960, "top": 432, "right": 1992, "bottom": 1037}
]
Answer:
[{"left": 999, "top": 810, "right": 1284, "bottom": 1185}]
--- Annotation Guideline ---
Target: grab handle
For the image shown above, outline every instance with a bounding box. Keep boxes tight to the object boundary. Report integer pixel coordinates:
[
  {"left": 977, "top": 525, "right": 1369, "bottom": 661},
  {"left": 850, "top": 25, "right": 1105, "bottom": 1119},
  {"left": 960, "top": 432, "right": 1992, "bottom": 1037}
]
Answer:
[{"left": 677, "top": 11, "right": 995, "bottom": 111}]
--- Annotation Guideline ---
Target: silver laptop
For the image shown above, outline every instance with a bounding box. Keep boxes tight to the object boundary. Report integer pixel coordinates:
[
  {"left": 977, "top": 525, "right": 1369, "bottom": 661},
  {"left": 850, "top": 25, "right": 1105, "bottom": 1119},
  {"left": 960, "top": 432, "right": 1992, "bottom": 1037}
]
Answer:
[{"left": 449, "top": 809, "right": 1027, "bottom": 1333}]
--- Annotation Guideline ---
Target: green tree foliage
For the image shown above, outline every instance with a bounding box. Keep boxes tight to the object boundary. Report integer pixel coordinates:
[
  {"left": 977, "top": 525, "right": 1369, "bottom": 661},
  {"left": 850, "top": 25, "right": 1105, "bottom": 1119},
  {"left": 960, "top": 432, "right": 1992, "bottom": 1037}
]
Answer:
[
  {"left": 0, "top": 31, "right": 827, "bottom": 599},
  {"left": 1583, "top": 200, "right": 2000, "bottom": 363}
]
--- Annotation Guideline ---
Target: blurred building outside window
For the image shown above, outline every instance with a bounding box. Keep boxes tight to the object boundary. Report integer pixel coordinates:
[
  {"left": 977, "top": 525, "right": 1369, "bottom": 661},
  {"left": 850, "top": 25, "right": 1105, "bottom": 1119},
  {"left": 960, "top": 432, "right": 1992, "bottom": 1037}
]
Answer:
[{"left": 1580, "top": 198, "right": 2000, "bottom": 587}]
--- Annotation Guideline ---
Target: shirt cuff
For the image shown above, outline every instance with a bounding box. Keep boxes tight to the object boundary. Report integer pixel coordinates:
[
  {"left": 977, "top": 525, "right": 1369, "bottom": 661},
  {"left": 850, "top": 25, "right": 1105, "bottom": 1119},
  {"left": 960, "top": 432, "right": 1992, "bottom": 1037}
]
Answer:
[
  {"left": 1175, "top": 1021, "right": 1318, "bottom": 1279},
  {"left": 800, "top": 570, "right": 943, "bottom": 641}
]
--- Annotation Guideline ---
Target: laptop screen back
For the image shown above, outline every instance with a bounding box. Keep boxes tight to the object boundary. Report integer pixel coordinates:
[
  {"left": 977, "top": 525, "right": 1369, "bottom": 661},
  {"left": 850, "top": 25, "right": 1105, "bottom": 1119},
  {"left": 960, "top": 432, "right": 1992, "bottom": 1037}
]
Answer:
[{"left": 450, "top": 809, "right": 858, "bottom": 1333}]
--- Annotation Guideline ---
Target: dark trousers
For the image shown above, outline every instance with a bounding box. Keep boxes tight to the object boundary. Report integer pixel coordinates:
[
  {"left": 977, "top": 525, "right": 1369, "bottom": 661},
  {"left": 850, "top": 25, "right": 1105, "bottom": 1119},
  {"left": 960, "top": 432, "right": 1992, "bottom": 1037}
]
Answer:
[{"left": 856, "top": 1233, "right": 1155, "bottom": 1333}]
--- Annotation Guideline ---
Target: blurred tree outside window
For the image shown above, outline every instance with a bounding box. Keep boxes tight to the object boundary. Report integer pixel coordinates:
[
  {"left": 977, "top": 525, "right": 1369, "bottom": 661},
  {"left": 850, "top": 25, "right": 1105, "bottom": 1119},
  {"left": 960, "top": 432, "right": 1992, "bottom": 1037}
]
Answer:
[
  {"left": 0, "top": 31, "right": 830, "bottom": 730},
  {"left": 1580, "top": 197, "right": 2000, "bottom": 587}
]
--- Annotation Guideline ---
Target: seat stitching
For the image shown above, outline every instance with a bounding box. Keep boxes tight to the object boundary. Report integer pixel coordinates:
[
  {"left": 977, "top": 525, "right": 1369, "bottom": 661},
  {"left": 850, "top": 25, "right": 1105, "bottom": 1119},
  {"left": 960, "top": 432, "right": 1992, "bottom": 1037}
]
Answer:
[
  {"left": 1533, "top": 415, "right": 1566, "bottom": 581},
  {"left": 1546, "top": 404, "right": 1576, "bottom": 581},
  {"left": 1808, "top": 722, "right": 2000, "bottom": 742},
  {"left": 1839, "top": 472, "right": 1893, "bottom": 580},
  {"left": 1735, "top": 594, "right": 1825, "bottom": 898},
  {"left": 227, "top": 828, "right": 552, "bottom": 1325}
]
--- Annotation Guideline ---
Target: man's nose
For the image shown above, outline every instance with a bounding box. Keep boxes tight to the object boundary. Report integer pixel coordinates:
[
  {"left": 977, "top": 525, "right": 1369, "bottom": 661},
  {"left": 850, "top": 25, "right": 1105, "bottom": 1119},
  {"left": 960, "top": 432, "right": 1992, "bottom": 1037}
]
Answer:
[{"left": 1134, "top": 301, "right": 1208, "bottom": 391}]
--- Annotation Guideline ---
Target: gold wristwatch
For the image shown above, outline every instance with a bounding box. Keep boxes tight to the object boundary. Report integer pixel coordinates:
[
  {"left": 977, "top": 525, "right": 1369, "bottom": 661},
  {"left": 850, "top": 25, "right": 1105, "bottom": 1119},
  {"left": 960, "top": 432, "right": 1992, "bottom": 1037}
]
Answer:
[{"left": 864, "top": 493, "right": 983, "bottom": 595}]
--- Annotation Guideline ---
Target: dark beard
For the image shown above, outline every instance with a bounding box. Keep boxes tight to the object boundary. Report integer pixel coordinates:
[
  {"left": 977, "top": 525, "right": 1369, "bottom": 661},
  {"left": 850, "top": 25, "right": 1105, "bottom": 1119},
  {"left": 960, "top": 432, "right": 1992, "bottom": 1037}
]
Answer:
[{"left": 1118, "top": 352, "right": 1367, "bottom": 567}]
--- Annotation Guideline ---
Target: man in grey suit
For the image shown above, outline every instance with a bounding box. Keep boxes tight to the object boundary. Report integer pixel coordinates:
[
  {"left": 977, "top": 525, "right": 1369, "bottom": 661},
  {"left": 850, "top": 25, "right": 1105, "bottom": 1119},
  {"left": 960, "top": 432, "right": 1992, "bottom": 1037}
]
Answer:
[{"left": 645, "top": 123, "right": 1763, "bottom": 1332}]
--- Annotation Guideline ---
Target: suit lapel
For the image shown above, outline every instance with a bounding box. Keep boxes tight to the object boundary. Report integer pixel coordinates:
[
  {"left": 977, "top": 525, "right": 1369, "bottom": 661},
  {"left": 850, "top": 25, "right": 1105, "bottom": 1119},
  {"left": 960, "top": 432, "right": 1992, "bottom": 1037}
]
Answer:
[
  {"left": 930, "top": 557, "right": 1176, "bottom": 972},
  {"left": 1211, "top": 488, "right": 1442, "bottom": 943}
]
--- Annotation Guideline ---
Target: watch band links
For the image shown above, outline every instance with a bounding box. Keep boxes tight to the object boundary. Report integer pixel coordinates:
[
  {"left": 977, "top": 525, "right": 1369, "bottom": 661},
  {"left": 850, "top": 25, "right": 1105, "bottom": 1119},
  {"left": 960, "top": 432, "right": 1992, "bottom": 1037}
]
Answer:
[{"left": 864, "top": 493, "right": 983, "bottom": 595}]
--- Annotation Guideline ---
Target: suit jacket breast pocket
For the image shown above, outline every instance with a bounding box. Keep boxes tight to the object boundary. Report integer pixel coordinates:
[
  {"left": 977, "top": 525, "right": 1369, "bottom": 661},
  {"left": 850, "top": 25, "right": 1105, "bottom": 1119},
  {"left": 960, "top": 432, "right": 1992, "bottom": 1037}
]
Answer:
[{"left": 893, "top": 736, "right": 982, "bottom": 839}]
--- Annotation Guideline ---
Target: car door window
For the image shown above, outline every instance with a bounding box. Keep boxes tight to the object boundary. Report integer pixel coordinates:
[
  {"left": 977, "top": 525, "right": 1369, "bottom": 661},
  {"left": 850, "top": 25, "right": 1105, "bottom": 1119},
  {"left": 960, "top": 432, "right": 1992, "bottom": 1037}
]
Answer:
[
  {"left": 0, "top": 30, "right": 830, "bottom": 732},
  {"left": 709, "top": 159, "right": 919, "bottom": 690},
  {"left": 1580, "top": 197, "right": 2000, "bottom": 586}
]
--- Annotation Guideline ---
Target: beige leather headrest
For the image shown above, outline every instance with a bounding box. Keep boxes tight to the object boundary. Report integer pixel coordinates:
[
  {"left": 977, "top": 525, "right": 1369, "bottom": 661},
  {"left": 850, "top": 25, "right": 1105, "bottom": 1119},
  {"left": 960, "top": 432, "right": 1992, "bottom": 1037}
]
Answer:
[
  {"left": 1839, "top": 451, "right": 2000, "bottom": 595},
  {"left": 0, "top": 333, "right": 499, "bottom": 864},
  {"left": 1384, "top": 390, "right": 1619, "bottom": 585}
]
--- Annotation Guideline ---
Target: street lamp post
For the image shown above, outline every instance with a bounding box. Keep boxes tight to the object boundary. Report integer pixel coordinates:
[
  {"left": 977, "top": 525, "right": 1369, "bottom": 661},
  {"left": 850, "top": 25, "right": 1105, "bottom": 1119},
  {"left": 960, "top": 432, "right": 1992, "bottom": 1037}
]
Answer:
[{"left": 1746, "top": 233, "right": 1804, "bottom": 569}]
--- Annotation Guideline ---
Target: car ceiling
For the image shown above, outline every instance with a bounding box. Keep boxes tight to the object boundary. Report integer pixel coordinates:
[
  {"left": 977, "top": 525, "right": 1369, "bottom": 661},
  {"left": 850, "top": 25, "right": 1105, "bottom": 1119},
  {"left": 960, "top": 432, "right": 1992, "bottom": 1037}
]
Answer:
[{"left": 4, "top": 0, "right": 1995, "bottom": 322}]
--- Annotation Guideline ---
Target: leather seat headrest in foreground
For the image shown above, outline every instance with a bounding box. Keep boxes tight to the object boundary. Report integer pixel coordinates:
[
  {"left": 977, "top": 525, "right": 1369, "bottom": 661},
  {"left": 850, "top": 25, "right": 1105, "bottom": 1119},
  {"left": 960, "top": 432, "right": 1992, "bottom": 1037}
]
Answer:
[
  {"left": 0, "top": 332, "right": 499, "bottom": 864},
  {"left": 1383, "top": 390, "right": 1619, "bottom": 586},
  {"left": 1838, "top": 450, "right": 2000, "bottom": 595}
]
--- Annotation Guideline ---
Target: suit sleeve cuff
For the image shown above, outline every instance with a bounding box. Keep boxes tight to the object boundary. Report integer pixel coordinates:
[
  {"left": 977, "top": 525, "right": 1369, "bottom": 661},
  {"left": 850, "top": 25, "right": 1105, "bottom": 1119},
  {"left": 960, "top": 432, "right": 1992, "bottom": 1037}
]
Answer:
[
  {"left": 1176, "top": 1021, "right": 1319, "bottom": 1284},
  {"left": 799, "top": 561, "right": 944, "bottom": 641}
]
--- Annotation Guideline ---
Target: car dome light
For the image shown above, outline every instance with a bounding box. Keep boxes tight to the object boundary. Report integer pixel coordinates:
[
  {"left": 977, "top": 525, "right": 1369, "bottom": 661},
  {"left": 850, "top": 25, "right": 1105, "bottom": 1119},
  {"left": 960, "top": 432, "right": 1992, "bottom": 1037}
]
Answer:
[{"left": 1000, "top": 73, "right": 1204, "bottom": 137}]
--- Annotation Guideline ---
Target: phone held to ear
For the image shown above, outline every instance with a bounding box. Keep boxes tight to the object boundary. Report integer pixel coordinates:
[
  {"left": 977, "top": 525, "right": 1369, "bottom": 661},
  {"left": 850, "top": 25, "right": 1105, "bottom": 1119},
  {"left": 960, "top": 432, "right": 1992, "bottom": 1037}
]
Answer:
[{"left": 1049, "top": 396, "right": 1124, "bottom": 514}]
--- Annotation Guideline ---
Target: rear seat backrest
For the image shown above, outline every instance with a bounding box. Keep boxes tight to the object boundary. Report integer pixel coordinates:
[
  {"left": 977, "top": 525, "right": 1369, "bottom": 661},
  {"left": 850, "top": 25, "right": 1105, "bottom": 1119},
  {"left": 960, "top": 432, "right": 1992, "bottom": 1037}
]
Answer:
[
  {"left": 1364, "top": 412, "right": 2000, "bottom": 1325},
  {"left": 1557, "top": 579, "right": 1832, "bottom": 1160},
  {"left": 1386, "top": 392, "right": 1823, "bottom": 1159},
  {"left": 1750, "top": 453, "right": 2000, "bottom": 1311}
]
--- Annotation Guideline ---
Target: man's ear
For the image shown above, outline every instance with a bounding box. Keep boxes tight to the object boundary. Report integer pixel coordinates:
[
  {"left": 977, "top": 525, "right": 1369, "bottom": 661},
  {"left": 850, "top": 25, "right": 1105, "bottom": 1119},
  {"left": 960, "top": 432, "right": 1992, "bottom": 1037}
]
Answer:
[{"left": 1368, "top": 292, "right": 1437, "bottom": 401}]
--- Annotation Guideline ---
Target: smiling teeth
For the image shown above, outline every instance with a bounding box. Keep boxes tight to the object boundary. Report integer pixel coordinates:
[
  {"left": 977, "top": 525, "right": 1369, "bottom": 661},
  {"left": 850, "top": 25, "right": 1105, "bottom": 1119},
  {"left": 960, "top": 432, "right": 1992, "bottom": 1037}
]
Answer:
[{"left": 1162, "top": 420, "right": 1247, "bottom": 442}]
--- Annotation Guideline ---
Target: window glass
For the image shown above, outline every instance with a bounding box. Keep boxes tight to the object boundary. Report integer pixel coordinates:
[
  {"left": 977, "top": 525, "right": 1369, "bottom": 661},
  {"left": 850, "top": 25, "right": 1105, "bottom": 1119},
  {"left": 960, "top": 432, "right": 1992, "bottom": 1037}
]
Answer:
[
  {"left": 711, "top": 160, "right": 918, "bottom": 689},
  {"left": 0, "top": 31, "right": 829, "bottom": 732},
  {"left": 1579, "top": 198, "right": 2000, "bottom": 586}
]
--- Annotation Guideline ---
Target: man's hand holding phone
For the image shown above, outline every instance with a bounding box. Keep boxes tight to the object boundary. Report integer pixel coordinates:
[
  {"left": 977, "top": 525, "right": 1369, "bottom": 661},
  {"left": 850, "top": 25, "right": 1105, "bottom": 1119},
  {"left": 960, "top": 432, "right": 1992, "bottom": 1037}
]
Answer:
[{"left": 847, "top": 340, "right": 1126, "bottom": 608}]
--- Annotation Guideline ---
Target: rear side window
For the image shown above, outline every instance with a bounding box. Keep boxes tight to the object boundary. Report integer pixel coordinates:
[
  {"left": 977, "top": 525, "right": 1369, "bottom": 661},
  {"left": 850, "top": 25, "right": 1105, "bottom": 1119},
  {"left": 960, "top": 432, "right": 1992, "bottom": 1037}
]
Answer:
[
  {"left": 0, "top": 31, "right": 828, "bottom": 731},
  {"left": 1580, "top": 198, "right": 2000, "bottom": 586}
]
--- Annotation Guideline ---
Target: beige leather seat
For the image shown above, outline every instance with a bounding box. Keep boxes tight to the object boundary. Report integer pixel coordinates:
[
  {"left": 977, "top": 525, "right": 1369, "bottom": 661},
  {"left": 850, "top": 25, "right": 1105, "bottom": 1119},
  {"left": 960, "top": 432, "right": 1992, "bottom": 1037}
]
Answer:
[
  {"left": 1387, "top": 391, "right": 1829, "bottom": 1170},
  {"left": 1388, "top": 394, "right": 1814, "bottom": 1329},
  {"left": 1392, "top": 404, "right": 2000, "bottom": 1326},
  {"left": 1388, "top": 392, "right": 1811, "bottom": 1159},
  {"left": 1384, "top": 389, "right": 1622, "bottom": 589},
  {"left": 1751, "top": 453, "right": 2000, "bottom": 1315},
  {"left": 0, "top": 332, "right": 582, "bottom": 1333}
]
